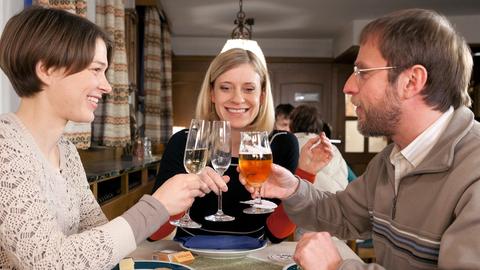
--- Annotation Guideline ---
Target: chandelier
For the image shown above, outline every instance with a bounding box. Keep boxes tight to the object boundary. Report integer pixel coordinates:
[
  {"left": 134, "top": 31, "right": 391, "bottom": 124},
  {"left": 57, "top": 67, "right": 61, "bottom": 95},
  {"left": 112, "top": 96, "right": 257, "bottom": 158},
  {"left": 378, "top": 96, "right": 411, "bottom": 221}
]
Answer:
[
  {"left": 221, "top": 0, "right": 266, "bottom": 67},
  {"left": 230, "top": 0, "right": 254, "bottom": 39}
]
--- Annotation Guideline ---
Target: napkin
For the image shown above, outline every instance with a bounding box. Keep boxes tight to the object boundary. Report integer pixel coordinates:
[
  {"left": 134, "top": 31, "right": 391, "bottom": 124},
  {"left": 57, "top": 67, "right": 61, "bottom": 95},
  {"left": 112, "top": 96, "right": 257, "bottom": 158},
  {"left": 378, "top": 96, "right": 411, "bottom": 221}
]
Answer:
[{"left": 176, "top": 235, "right": 266, "bottom": 250}]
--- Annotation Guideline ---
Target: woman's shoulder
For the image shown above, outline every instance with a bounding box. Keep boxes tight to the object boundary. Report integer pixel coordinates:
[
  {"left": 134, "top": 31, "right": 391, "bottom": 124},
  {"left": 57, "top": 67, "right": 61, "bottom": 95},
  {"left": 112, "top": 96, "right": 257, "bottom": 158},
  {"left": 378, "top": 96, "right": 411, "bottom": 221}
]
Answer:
[
  {"left": 170, "top": 129, "right": 188, "bottom": 141},
  {"left": 161, "top": 129, "right": 189, "bottom": 159},
  {"left": 0, "top": 113, "right": 31, "bottom": 149},
  {"left": 0, "top": 113, "right": 20, "bottom": 137},
  {"left": 269, "top": 130, "right": 297, "bottom": 144}
]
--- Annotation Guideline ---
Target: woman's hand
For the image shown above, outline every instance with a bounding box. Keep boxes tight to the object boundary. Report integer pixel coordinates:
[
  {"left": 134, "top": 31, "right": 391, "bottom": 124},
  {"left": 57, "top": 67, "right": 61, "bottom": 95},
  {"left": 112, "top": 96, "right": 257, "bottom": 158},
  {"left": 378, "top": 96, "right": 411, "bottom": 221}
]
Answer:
[
  {"left": 198, "top": 166, "right": 230, "bottom": 195},
  {"left": 152, "top": 173, "right": 209, "bottom": 216},
  {"left": 298, "top": 132, "right": 333, "bottom": 175},
  {"left": 238, "top": 164, "right": 300, "bottom": 200}
]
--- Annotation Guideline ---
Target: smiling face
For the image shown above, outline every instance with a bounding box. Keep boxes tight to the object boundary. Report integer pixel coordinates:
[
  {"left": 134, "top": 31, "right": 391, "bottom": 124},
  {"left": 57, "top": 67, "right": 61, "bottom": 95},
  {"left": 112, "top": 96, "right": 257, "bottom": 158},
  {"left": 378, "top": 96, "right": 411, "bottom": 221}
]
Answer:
[
  {"left": 43, "top": 38, "right": 112, "bottom": 123},
  {"left": 343, "top": 39, "right": 402, "bottom": 137},
  {"left": 210, "top": 63, "right": 264, "bottom": 131}
]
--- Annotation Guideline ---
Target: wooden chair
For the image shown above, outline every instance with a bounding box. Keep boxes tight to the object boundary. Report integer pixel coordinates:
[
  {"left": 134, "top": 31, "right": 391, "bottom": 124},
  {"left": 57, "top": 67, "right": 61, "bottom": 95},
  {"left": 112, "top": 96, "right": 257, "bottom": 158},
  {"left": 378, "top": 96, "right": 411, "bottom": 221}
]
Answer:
[{"left": 347, "top": 239, "right": 376, "bottom": 263}]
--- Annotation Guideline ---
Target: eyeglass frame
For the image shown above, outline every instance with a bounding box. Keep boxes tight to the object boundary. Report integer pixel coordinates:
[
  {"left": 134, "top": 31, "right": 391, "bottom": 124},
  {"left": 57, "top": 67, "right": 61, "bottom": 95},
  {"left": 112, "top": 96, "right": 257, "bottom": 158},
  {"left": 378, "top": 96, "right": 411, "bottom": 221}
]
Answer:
[{"left": 353, "top": 65, "right": 397, "bottom": 85}]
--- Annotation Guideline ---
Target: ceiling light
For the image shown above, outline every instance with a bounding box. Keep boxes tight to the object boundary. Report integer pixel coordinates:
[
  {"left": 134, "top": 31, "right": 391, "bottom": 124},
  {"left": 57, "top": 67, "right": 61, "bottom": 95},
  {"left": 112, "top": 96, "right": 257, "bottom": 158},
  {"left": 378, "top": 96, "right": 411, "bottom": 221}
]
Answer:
[
  {"left": 230, "top": 0, "right": 254, "bottom": 39},
  {"left": 221, "top": 0, "right": 267, "bottom": 67}
]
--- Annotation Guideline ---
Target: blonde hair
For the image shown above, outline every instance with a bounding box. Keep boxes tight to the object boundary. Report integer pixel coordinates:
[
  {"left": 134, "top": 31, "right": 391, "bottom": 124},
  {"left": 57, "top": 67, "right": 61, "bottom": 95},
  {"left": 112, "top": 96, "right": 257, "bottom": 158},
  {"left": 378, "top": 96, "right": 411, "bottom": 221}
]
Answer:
[{"left": 195, "top": 48, "right": 275, "bottom": 131}]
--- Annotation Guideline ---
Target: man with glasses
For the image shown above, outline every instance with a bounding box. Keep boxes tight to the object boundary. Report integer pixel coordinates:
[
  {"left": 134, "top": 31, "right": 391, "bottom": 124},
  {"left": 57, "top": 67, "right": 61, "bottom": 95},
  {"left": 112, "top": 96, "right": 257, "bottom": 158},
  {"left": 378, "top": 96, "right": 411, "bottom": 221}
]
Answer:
[{"left": 240, "top": 8, "right": 480, "bottom": 270}]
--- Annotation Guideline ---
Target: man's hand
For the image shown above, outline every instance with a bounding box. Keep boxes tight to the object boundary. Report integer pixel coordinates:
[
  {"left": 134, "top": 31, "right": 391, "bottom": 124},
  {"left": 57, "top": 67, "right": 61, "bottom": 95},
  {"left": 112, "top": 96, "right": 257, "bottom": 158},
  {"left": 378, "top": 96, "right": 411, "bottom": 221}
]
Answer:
[
  {"left": 294, "top": 232, "right": 342, "bottom": 270},
  {"left": 238, "top": 163, "right": 300, "bottom": 199}
]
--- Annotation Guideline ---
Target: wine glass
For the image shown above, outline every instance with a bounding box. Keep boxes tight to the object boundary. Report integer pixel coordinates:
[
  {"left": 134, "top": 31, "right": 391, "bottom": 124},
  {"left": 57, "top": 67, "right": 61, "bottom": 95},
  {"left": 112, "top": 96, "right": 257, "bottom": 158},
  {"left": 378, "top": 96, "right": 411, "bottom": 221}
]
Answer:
[
  {"left": 205, "top": 121, "right": 235, "bottom": 222},
  {"left": 170, "top": 119, "right": 210, "bottom": 228},
  {"left": 239, "top": 131, "right": 274, "bottom": 214}
]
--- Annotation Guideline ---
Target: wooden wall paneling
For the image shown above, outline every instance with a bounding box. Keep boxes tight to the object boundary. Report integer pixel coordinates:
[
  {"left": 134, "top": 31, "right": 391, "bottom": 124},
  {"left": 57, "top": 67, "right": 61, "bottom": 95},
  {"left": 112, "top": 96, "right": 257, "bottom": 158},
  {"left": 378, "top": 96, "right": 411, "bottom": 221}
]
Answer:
[
  {"left": 172, "top": 56, "right": 213, "bottom": 127},
  {"left": 172, "top": 72, "right": 206, "bottom": 127},
  {"left": 268, "top": 61, "right": 335, "bottom": 132},
  {"left": 332, "top": 63, "right": 376, "bottom": 176},
  {"left": 332, "top": 63, "right": 352, "bottom": 140}
]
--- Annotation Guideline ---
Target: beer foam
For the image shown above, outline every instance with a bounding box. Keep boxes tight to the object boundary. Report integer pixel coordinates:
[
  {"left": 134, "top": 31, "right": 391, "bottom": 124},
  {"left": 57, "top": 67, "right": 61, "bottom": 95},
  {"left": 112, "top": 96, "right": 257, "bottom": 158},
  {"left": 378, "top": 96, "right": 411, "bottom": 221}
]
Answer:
[{"left": 240, "top": 145, "right": 271, "bottom": 155}]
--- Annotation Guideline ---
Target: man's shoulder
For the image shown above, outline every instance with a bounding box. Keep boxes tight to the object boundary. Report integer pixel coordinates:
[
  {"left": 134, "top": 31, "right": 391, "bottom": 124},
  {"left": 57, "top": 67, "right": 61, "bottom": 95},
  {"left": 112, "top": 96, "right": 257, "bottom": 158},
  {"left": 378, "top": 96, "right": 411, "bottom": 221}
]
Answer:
[{"left": 455, "top": 119, "right": 480, "bottom": 151}]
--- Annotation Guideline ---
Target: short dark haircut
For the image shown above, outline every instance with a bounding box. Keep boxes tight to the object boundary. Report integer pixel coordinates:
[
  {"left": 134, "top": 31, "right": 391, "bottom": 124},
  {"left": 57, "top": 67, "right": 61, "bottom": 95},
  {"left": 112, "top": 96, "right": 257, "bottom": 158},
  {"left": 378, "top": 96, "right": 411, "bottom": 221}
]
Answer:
[
  {"left": 360, "top": 9, "right": 473, "bottom": 112},
  {"left": 275, "top": 103, "right": 295, "bottom": 118},
  {"left": 322, "top": 122, "right": 332, "bottom": 139},
  {"left": 289, "top": 105, "right": 324, "bottom": 134},
  {"left": 0, "top": 6, "right": 112, "bottom": 97}
]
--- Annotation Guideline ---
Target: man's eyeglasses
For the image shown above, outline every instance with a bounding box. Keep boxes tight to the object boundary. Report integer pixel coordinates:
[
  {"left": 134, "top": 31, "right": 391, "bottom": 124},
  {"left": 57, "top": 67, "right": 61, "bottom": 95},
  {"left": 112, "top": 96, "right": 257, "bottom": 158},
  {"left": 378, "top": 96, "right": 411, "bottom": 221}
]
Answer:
[{"left": 353, "top": 65, "right": 397, "bottom": 85}]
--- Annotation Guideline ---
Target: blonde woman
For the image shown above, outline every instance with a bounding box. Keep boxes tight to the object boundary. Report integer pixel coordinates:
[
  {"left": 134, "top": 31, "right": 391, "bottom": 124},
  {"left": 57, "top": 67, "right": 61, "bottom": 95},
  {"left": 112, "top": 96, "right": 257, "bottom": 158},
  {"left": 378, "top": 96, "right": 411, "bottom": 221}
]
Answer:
[{"left": 151, "top": 49, "right": 299, "bottom": 242}]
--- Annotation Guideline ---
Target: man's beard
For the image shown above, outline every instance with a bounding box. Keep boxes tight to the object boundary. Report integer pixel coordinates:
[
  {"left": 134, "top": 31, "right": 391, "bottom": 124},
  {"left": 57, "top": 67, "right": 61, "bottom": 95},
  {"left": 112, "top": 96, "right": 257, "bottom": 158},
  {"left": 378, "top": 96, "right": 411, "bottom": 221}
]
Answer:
[{"left": 357, "top": 86, "right": 401, "bottom": 137}]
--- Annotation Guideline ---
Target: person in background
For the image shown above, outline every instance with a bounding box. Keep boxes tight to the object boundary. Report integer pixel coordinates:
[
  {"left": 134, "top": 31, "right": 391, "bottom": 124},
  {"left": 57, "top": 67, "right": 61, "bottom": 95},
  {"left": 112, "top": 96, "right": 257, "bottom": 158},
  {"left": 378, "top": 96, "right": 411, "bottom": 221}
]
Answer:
[
  {"left": 150, "top": 48, "right": 299, "bottom": 243},
  {"left": 240, "top": 8, "right": 480, "bottom": 270},
  {"left": 274, "top": 103, "right": 295, "bottom": 132},
  {"left": 290, "top": 105, "right": 348, "bottom": 193},
  {"left": 289, "top": 105, "right": 348, "bottom": 240},
  {"left": 0, "top": 7, "right": 225, "bottom": 269},
  {"left": 321, "top": 121, "right": 333, "bottom": 141},
  {"left": 322, "top": 121, "right": 358, "bottom": 182}
]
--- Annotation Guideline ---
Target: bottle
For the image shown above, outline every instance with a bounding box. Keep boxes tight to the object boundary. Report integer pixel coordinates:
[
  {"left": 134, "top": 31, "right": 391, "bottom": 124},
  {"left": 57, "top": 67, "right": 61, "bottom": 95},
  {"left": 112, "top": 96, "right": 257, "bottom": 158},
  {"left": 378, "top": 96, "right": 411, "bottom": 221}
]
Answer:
[
  {"left": 143, "top": 137, "right": 152, "bottom": 159},
  {"left": 133, "top": 138, "right": 144, "bottom": 160}
]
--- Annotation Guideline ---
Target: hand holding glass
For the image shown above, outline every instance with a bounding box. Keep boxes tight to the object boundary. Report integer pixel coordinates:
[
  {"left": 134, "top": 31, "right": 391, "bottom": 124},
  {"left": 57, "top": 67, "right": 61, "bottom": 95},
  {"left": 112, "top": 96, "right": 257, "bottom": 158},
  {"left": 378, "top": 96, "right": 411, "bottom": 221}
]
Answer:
[
  {"left": 205, "top": 121, "right": 235, "bottom": 222},
  {"left": 170, "top": 119, "right": 210, "bottom": 228},
  {"left": 239, "top": 131, "right": 273, "bottom": 214}
]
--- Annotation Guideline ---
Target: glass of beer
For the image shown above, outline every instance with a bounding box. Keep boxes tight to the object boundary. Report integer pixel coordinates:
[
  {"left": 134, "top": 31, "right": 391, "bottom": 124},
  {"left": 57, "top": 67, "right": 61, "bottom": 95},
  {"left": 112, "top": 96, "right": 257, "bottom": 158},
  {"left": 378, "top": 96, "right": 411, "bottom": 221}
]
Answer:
[
  {"left": 170, "top": 119, "right": 210, "bottom": 228},
  {"left": 239, "top": 131, "right": 273, "bottom": 214}
]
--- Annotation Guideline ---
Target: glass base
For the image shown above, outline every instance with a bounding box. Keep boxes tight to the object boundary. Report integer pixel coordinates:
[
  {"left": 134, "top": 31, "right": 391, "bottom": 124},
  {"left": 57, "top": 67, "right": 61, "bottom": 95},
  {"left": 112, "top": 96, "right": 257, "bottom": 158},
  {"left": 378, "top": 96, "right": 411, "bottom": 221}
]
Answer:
[
  {"left": 204, "top": 211, "right": 235, "bottom": 222},
  {"left": 243, "top": 206, "right": 274, "bottom": 214},
  {"left": 170, "top": 216, "right": 202, "bottom": 228}
]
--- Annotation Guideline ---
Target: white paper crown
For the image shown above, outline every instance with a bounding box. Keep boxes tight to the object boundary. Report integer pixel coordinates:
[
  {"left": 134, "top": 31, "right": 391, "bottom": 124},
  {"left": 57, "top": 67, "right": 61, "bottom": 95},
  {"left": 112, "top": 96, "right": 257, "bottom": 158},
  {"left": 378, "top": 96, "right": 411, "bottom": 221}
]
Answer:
[{"left": 221, "top": 39, "right": 267, "bottom": 68}]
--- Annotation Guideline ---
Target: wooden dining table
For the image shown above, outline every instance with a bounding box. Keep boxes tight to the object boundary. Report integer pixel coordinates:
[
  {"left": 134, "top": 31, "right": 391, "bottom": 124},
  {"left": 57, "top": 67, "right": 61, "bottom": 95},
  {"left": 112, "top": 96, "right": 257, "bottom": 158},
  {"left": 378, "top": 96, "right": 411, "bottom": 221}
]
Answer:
[{"left": 129, "top": 238, "right": 362, "bottom": 270}]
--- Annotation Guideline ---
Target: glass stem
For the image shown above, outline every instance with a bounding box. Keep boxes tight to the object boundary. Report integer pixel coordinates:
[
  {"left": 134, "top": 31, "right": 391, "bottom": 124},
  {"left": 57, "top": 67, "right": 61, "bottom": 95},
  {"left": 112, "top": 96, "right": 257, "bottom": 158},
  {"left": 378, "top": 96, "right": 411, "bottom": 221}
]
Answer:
[
  {"left": 254, "top": 186, "right": 262, "bottom": 204},
  {"left": 217, "top": 191, "right": 224, "bottom": 215},
  {"left": 182, "top": 208, "right": 192, "bottom": 221}
]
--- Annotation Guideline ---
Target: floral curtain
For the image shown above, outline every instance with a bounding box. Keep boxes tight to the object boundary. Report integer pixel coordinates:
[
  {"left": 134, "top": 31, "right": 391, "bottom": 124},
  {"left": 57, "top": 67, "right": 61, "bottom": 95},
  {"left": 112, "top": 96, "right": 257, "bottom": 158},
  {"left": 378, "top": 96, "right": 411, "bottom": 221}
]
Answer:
[
  {"left": 35, "top": 0, "right": 87, "bottom": 16},
  {"left": 92, "top": 0, "right": 130, "bottom": 146},
  {"left": 35, "top": 0, "right": 92, "bottom": 149},
  {"left": 159, "top": 20, "right": 173, "bottom": 144},
  {"left": 143, "top": 7, "right": 173, "bottom": 145}
]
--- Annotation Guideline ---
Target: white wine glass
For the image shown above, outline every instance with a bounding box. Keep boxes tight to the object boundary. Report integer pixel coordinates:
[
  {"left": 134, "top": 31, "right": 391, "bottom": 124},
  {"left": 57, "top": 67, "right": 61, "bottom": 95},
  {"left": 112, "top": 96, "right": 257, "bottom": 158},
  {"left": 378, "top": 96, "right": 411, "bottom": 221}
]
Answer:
[
  {"left": 205, "top": 120, "right": 235, "bottom": 222},
  {"left": 170, "top": 119, "right": 210, "bottom": 228},
  {"left": 239, "top": 131, "right": 274, "bottom": 214}
]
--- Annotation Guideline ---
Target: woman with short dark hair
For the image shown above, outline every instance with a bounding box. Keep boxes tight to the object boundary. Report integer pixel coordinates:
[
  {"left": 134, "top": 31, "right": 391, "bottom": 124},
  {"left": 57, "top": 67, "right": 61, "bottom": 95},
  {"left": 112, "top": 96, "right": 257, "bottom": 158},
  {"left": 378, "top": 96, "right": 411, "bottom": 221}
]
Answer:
[
  {"left": 0, "top": 7, "right": 224, "bottom": 269},
  {"left": 289, "top": 105, "right": 348, "bottom": 194}
]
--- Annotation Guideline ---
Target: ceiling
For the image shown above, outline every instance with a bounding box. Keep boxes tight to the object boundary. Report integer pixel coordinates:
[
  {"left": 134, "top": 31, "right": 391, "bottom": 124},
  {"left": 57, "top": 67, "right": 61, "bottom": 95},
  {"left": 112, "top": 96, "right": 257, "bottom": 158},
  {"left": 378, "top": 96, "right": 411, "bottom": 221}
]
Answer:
[
  {"left": 159, "top": 0, "right": 480, "bottom": 40},
  {"left": 157, "top": 0, "right": 480, "bottom": 58}
]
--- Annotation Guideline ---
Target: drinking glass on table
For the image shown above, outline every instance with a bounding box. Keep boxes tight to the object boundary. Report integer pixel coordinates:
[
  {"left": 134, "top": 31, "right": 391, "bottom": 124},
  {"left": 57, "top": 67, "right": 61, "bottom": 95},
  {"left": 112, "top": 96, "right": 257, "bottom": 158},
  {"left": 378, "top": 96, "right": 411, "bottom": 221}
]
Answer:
[
  {"left": 170, "top": 119, "right": 210, "bottom": 228},
  {"left": 205, "top": 120, "right": 235, "bottom": 222},
  {"left": 239, "top": 131, "right": 274, "bottom": 214}
]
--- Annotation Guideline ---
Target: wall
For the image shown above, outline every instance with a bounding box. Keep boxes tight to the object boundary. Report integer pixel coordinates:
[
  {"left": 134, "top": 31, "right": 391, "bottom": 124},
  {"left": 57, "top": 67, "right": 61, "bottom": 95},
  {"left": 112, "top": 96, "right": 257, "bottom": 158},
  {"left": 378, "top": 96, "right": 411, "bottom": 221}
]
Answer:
[{"left": 0, "top": 0, "right": 23, "bottom": 114}]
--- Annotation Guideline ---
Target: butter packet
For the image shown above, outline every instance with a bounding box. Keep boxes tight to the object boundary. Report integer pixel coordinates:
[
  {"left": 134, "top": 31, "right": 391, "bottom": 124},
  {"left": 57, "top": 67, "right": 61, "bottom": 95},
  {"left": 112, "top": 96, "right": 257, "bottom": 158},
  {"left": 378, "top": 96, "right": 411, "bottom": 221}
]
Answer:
[
  {"left": 152, "top": 249, "right": 195, "bottom": 264},
  {"left": 119, "top": 257, "right": 135, "bottom": 270}
]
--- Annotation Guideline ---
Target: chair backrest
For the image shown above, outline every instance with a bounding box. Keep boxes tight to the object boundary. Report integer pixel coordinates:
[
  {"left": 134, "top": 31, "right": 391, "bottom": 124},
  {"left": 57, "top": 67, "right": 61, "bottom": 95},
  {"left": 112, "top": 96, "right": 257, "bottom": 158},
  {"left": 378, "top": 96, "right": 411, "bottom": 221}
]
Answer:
[{"left": 347, "top": 165, "right": 357, "bottom": 183}]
